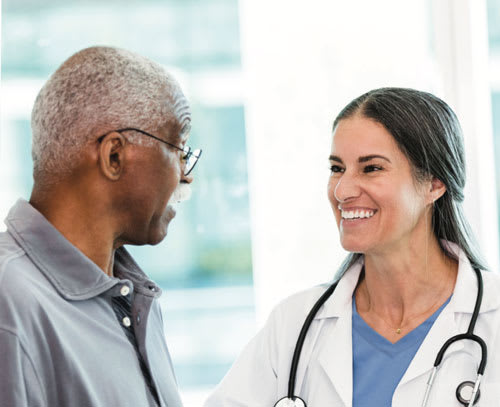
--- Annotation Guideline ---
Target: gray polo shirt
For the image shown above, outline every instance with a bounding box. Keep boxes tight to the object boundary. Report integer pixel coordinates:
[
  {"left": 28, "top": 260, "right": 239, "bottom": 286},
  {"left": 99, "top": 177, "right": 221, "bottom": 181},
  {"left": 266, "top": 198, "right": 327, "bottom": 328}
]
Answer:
[{"left": 0, "top": 199, "right": 183, "bottom": 407}]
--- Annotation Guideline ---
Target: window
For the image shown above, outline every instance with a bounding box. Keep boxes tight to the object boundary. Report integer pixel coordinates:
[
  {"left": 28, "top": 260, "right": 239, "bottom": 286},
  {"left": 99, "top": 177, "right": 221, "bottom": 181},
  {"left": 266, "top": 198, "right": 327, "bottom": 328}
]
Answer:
[{"left": 488, "top": 0, "right": 500, "bottom": 242}]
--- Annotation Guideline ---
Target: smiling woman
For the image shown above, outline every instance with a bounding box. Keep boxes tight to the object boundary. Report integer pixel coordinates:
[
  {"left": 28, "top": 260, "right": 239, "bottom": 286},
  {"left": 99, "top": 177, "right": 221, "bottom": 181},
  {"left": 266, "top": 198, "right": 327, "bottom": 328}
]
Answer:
[
  {"left": 328, "top": 117, "right": 432, "bottom": 255},
  {"left": 331, "top": 88, "right": 485, "bottom": 277},
  {"left": 204, "top": 88, "right": 500, "bottom": 407}
]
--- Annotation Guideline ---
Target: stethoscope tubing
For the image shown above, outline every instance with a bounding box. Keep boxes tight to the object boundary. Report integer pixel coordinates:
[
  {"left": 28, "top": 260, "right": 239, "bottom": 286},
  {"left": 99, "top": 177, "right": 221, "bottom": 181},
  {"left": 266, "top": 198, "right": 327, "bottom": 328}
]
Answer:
[
  {"left": 432, "top": 267, "right": 486, "bottom": 374},
  {"left": 287, "top": 282, "right": 338, "bottom": 398},
  {"left": 422, "top": 268, "right": 486, "bottom": 407}
]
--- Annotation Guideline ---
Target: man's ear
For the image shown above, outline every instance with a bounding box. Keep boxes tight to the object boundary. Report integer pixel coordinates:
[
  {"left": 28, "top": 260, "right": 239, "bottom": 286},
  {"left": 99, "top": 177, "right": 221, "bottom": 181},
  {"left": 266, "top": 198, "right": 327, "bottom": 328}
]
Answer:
[
  {"left": 428, "top": 177, "right": 447, "bottom": 204},
  {"left": 98, "top": 132, "right": 127, "bottom": 181}
]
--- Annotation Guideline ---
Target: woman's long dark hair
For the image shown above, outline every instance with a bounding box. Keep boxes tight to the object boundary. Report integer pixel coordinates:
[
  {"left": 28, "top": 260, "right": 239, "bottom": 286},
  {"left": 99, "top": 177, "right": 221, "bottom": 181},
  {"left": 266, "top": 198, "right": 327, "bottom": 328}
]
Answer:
[{"left": 333, "top": 87, "right": 487, "bottom": 277}]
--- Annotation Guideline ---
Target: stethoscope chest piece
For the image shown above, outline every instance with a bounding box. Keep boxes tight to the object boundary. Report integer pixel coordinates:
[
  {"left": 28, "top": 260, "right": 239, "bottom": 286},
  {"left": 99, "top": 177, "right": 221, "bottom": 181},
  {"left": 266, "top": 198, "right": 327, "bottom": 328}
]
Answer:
[
  {"left": 456, "top": 381, "right": 480, "bottom": 406},
  {"left": 274, "top": 396, "right": 306, "bottom": 407}
]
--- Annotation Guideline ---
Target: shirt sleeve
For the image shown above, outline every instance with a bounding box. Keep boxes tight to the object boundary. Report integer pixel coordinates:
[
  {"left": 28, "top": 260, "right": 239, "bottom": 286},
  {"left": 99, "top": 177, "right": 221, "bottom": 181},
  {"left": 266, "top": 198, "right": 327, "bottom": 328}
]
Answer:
[
  {"left": 0, "top": 328, "right": 45, "bottom": 407},
  {"left": 204, "top": 307, "right": 282, "bottom": 407}
]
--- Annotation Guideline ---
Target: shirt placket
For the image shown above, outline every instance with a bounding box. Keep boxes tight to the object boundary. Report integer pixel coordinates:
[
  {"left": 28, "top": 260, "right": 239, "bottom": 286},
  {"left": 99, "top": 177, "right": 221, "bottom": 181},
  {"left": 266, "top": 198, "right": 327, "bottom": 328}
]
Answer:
[{"left": 111, "top": 283, "right": 161, "bottom": 407}]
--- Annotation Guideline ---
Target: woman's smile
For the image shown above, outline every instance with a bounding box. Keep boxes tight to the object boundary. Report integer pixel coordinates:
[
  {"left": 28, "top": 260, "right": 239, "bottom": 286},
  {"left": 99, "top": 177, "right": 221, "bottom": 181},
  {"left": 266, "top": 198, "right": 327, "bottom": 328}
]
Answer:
[{"left": 339, "top": 206, "right": 378, "bottom": 229}]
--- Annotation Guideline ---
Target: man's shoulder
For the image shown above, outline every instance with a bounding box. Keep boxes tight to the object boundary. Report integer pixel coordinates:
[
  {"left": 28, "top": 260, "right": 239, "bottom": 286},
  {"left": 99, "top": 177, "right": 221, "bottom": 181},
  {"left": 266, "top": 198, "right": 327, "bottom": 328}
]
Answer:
[
  {"left": 0, "top": 230, "right": 26, "bottom": 271},
  {"left": 0, "top": 230, "right": 44, "bottom": 309}
]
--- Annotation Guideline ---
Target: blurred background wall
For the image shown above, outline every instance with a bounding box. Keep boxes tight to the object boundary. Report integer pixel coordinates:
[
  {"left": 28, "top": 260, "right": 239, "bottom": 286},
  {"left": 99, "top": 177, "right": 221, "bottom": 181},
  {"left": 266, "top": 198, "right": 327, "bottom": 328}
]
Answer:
[{"left": 1, "top": 0, "right": 499, "bottom": 404}]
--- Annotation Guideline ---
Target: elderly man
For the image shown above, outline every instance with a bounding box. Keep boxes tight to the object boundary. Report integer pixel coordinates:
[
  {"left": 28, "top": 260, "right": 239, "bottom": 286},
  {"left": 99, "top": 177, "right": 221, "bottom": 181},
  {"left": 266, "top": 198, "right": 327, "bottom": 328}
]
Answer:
[{"left": 0, "top": 46, "right": 201, "bottom": 407}]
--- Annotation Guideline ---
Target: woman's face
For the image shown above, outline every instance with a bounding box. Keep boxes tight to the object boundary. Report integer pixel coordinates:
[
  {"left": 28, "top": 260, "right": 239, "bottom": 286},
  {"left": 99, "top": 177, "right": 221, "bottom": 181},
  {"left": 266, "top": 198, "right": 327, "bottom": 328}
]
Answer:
[{"left": 327, "top": 114, "right": 432, "bottom": 255}]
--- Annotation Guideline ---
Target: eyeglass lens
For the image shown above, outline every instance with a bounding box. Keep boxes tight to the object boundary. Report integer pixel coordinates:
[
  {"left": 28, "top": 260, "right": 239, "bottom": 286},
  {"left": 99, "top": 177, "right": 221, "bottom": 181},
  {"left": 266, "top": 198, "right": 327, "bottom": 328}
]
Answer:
[{"left": 184, "top": 149, "right": 202, "bottom": 175}]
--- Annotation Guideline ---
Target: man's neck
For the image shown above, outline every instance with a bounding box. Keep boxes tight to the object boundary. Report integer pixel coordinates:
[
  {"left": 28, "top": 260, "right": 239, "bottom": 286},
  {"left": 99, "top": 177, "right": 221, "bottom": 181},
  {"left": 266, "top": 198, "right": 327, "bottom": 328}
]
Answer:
[{"left": 30, "top": 186, "right": 116, "bottom": 276}]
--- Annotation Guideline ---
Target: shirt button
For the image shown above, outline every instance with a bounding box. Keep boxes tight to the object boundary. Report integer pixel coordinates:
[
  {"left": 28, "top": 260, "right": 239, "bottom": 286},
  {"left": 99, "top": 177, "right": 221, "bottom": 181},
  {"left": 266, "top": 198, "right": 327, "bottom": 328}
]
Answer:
[
  {"left": 122, "top": 316, "right": 131, "bottom": 327},
  {"left": 136, "top": 314, "right": 141, "bottom": 324},
  {"left": 120, "top": 285, "right": 130, "bottom": 296}
]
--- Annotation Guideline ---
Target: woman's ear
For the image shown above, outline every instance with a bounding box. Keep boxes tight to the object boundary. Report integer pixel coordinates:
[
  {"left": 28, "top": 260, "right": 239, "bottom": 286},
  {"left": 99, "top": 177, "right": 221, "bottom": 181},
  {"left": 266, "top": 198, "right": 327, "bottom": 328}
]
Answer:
[
  {"left": 98, "top": 132, "right": 127, "bottom": 181},
  {"left": 428, "top": 177, "right": 447, "bottom": 204}
]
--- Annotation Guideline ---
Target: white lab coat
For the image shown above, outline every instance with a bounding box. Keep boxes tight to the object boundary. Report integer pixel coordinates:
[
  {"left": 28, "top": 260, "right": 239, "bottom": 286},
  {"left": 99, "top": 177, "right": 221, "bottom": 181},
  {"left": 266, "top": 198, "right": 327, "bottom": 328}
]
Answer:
[{"left": 205, "top": 247, "right": 500, "bottom": 407}]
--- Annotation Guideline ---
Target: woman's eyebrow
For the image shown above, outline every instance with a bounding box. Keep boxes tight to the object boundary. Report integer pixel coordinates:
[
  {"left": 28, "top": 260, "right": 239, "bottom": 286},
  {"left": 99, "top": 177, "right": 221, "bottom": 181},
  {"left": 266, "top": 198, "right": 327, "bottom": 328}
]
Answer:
[
  {"left": 329, "top": 154, "right": 392, "bottom": 164},
  {"left": 359, "top": 154, "right": 391, "bottom": 163}
]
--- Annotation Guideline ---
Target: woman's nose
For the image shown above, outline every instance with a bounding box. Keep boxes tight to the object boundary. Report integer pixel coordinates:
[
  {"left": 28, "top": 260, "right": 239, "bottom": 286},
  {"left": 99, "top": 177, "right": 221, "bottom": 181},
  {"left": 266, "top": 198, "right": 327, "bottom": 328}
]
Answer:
[{"left": 333, "top": 174, "right": 361, "bottom": 203}]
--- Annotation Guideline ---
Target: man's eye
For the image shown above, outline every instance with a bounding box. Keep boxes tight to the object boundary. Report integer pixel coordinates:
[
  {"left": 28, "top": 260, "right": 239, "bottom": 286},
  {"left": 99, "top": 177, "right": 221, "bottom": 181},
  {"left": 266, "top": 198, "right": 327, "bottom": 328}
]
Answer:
[
  {"left": 364, "top": 165, "right": 382, "bottom": 173},
  {"left": 330, "top": 165, "right": 344, "bottom": 173}
]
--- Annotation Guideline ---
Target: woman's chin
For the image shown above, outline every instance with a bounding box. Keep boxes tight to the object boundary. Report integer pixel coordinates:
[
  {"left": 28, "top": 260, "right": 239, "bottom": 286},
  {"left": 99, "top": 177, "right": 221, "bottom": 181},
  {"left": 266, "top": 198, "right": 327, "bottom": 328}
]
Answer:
[{"left": 340, "top": 237, "right": 370, "bottom": 253}]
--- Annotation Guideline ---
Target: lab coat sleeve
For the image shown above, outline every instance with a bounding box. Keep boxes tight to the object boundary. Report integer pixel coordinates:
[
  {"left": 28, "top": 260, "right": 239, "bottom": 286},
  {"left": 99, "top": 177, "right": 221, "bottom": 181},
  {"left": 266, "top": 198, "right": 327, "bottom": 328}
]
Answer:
[
  {"left": 204, "top": 306, "right": 283, "bottom": 407},
  {"left": 0, "top": 328, "right": 45, "bottom": 407}
]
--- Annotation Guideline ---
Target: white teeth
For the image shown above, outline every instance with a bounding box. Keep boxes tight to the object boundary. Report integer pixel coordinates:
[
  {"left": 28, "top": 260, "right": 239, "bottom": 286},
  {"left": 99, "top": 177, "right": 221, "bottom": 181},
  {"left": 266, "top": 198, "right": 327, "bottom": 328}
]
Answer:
[{"left": 341, "top": 209, "right": 375, "bottom": 219}]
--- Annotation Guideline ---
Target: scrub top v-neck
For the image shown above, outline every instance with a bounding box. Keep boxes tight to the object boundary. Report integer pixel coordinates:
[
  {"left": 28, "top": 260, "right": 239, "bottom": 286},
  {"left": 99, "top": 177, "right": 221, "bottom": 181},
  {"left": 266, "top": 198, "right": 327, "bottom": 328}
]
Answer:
[{"left": 352, "top": 296, "right": 451, "bottom": 407}]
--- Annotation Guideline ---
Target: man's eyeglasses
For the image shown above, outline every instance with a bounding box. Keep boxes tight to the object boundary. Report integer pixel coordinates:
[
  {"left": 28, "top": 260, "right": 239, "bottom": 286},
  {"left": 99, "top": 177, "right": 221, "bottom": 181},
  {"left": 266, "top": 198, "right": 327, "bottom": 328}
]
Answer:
[{"left": 101, "top": 127, "right": 202, "bottom": 176}]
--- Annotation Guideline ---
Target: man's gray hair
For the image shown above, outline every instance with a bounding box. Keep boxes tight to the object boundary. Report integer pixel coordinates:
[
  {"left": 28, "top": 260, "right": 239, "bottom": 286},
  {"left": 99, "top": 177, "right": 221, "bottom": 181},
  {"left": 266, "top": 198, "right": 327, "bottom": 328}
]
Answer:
[{"left": 31, "top": 46, "right": 184, "bottom": 181}]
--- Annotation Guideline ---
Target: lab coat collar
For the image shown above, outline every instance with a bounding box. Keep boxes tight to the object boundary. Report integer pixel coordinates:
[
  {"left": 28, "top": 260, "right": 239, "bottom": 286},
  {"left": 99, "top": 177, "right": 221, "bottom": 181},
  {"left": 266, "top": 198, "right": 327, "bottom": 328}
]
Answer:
[
  {"left": 314, "top": 242, "right": 500, "bottom": 319},
  {"left": 313, "top": 258, "right": 363, "bottom": 320},
  {"left": 447, "top": 241, "right": 500, "bottom": 313},
  {"left": 312, "top": 242, "right": 500, "bottom": 391}
]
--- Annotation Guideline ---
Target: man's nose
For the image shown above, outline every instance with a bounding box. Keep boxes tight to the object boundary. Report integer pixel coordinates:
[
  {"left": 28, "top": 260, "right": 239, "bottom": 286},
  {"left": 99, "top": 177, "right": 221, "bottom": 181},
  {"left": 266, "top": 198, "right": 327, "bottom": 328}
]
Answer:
[{"left": 181, "top": 173, "right": 194, "bottom": 184}]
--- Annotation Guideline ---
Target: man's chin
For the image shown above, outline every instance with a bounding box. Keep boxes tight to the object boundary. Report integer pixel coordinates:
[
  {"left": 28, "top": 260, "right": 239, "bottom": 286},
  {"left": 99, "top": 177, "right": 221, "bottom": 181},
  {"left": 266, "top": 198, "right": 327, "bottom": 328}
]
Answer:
[
  {"left": 166, "top": 204, "right": 177, "bottom": 219},
  {"left": 125, "top": 207, "right": 177, "bottom": 246},
  {"left": 148, "top": 206, "right": 176, "bottom": 245}
]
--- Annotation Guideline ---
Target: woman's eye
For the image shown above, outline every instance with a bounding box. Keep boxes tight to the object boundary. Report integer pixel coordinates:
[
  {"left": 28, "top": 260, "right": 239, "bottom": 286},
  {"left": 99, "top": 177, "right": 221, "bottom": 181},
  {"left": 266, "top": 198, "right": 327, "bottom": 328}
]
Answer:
[
  {"left": 330, "top": 165, "right": 344, "bottom": 173},
  {"left": 364, "top": 165, "right": 382, "bottom": 173}
]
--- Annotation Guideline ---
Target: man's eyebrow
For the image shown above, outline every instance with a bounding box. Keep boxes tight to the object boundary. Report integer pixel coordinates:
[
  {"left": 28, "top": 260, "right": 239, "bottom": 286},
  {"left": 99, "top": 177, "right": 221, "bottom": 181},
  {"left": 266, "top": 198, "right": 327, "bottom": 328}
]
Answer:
[{"left": 328, "top": 154, "right": 392, "bottom": 164}]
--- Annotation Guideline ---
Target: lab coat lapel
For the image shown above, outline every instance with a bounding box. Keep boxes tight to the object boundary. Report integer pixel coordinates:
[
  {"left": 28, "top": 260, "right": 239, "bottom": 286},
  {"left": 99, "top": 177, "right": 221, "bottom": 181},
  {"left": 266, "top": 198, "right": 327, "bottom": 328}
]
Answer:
[
  {"left": 310, "top": 265, "right": 360, "bottom": 406},
  {"left": 317, "top": 307, "right": 353, "bottom": 406},
  {"left": 398, "top": 305, "right": 463, "bottom": 386}
]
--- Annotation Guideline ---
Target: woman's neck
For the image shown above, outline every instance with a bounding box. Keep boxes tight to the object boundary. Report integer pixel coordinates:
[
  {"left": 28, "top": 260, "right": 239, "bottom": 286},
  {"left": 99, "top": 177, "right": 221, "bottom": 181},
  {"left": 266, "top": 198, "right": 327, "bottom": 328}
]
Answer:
[{"left": 355, "top": 236, "right": 458, "bottom": 342}]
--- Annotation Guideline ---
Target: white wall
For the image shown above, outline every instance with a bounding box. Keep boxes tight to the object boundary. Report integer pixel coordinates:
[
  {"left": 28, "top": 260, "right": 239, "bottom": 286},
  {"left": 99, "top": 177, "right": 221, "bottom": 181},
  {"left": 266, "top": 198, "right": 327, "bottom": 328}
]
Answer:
[{"left": 240, "top": 0, "right": 499, "bottom": 324}]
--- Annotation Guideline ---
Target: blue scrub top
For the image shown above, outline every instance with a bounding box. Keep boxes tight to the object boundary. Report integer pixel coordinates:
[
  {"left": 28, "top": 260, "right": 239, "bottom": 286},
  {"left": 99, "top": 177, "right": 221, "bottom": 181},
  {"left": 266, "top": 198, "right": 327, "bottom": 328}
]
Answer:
[{"left": 352, "top": 296, "right": 450, "bottom": 407}]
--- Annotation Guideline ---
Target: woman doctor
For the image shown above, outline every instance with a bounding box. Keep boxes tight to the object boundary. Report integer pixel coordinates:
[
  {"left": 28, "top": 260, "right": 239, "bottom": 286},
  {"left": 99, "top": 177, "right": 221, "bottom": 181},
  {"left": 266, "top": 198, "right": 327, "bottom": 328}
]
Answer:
[{"left": 204, "top": 88, "right": 500, "bottom": 407}]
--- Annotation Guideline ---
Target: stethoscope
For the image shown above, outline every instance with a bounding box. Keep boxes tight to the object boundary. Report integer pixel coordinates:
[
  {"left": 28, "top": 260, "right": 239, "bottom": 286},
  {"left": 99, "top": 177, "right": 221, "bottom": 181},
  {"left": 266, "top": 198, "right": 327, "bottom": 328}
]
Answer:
[{"left": 274, "top": 267, "right": 486, "bottom": 407}]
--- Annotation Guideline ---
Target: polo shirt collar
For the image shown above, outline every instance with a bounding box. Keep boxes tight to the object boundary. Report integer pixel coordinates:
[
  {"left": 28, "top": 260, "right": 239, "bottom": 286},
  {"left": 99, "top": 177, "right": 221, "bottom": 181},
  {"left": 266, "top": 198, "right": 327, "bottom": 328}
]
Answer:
[{"left": 5, "top": 199, "right": 161, "bottom": 301}]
